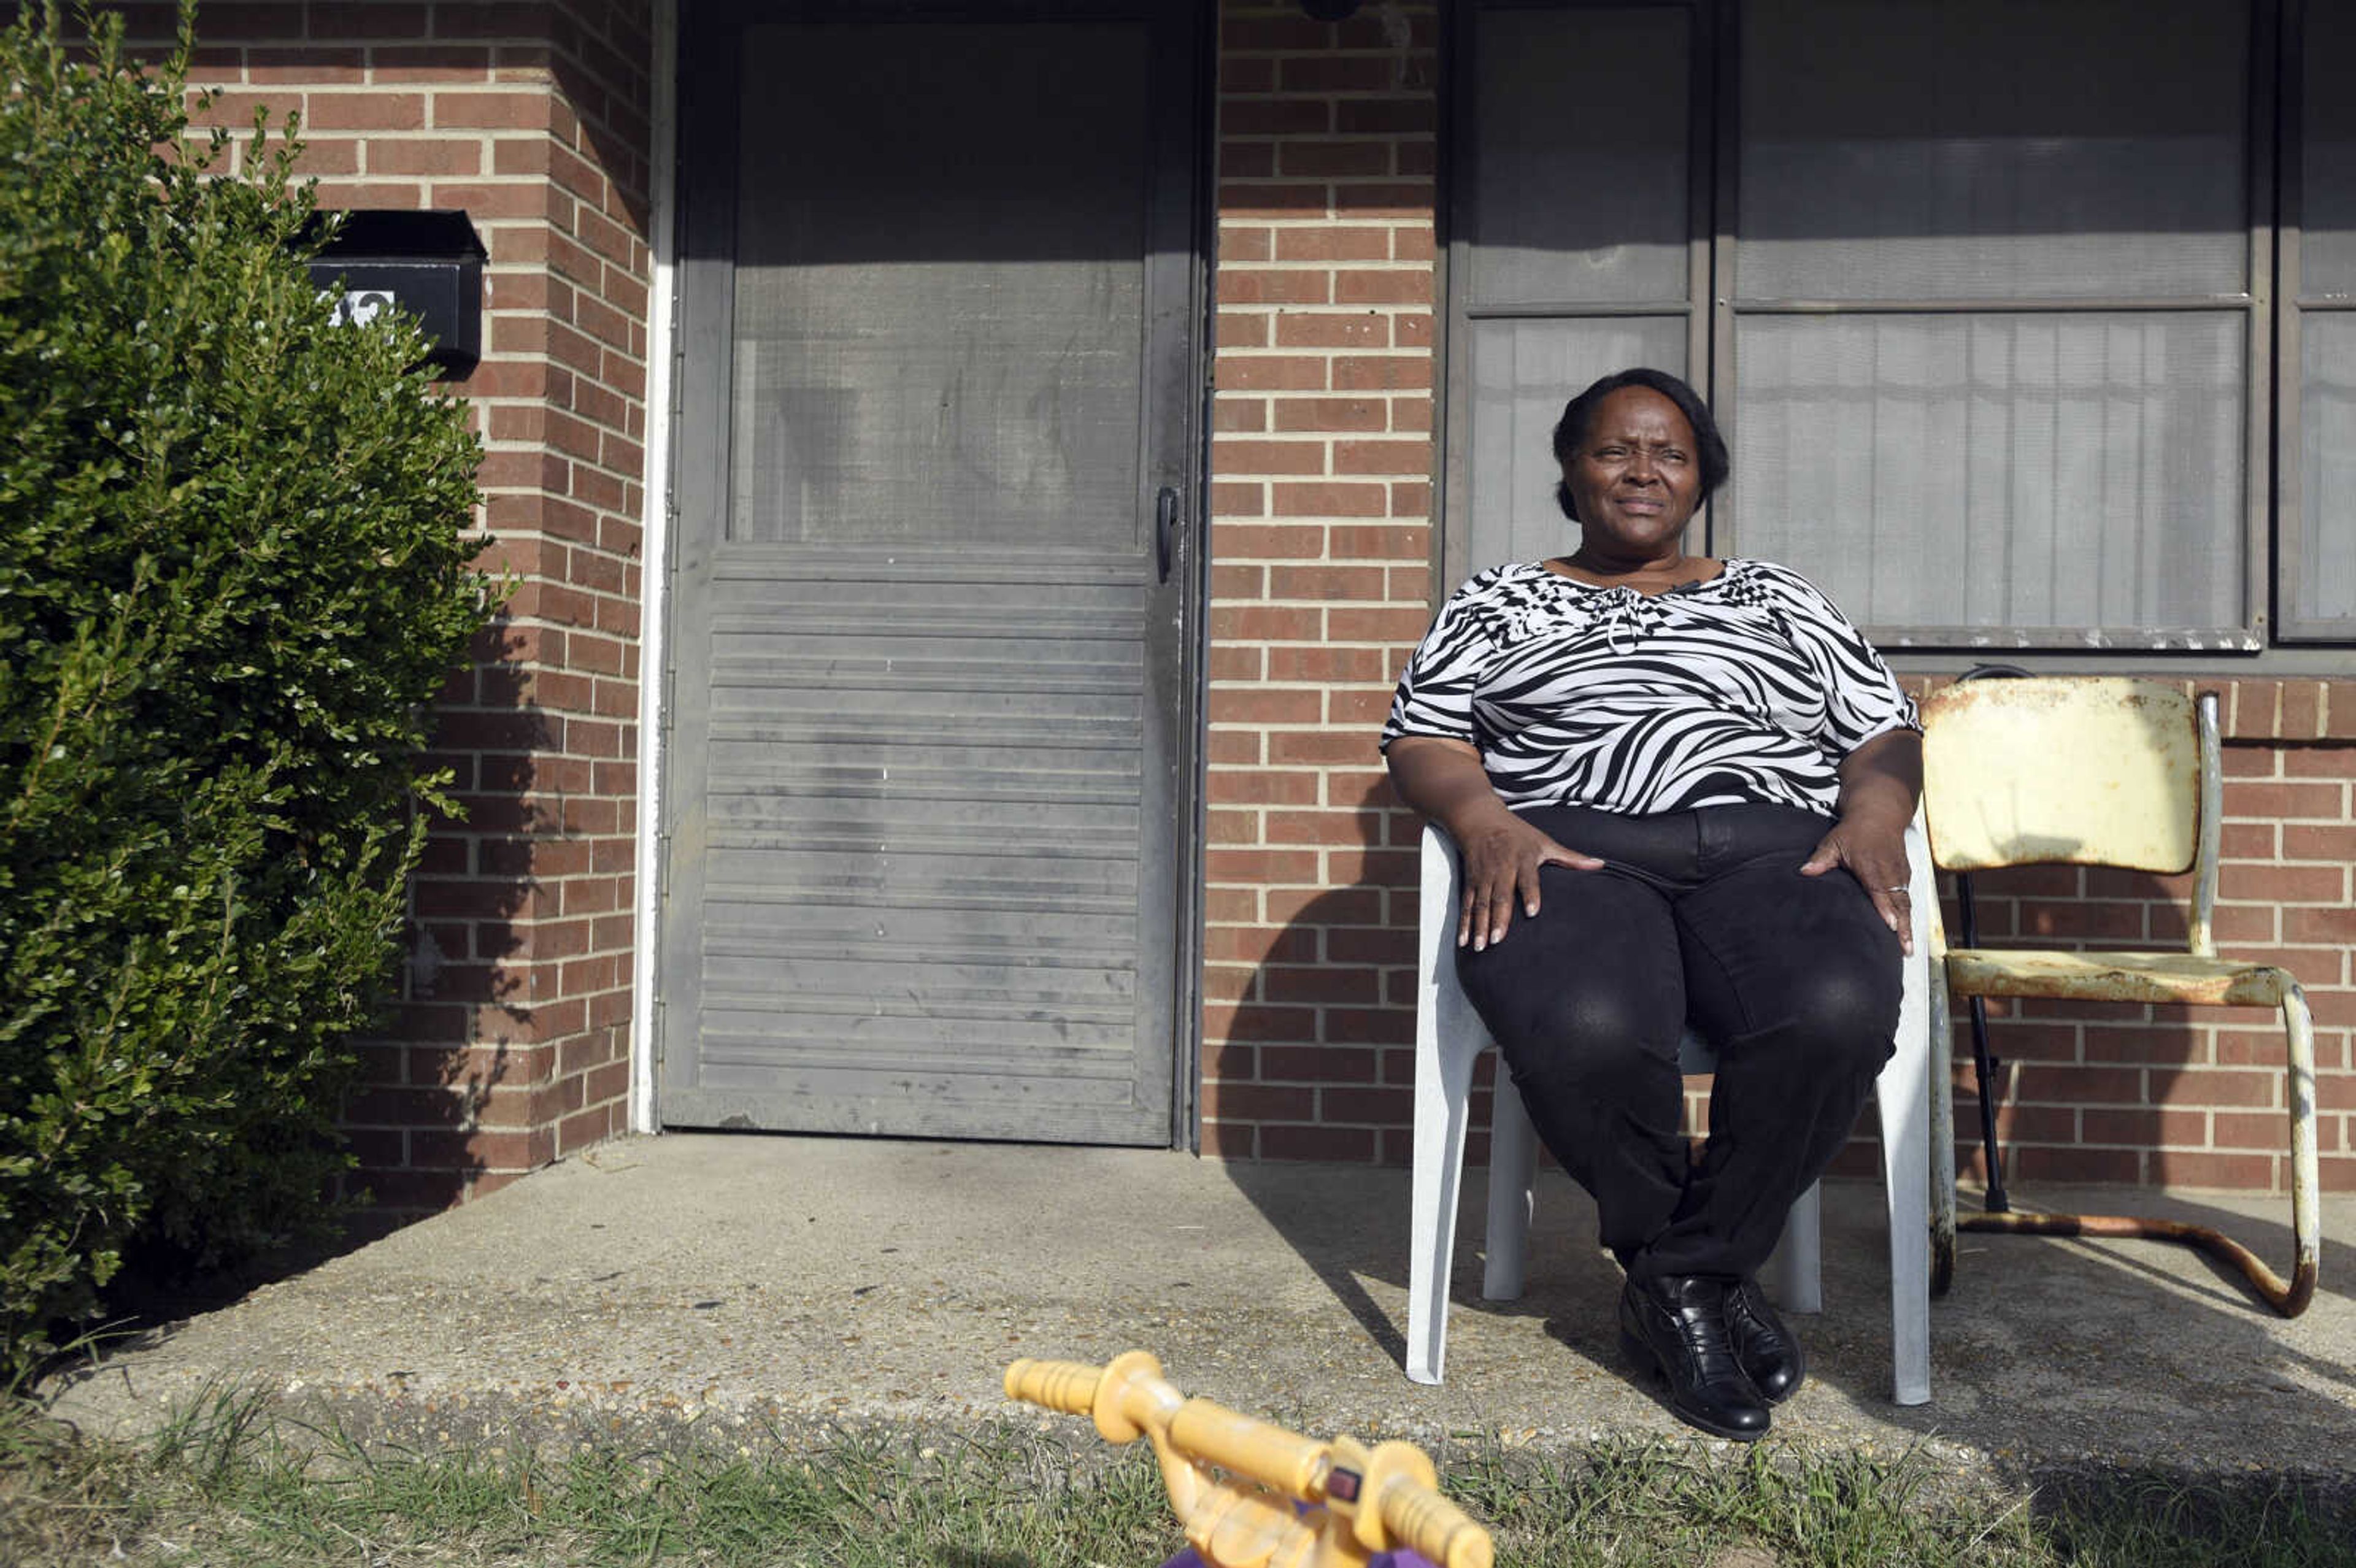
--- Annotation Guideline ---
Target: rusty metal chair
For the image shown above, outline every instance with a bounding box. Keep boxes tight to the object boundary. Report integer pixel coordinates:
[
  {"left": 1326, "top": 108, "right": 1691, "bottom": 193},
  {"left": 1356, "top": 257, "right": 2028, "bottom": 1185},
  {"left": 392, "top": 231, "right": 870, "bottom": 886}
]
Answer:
[{"left": 1920, "top": 677, "right": 2321, "bottom": 1316}]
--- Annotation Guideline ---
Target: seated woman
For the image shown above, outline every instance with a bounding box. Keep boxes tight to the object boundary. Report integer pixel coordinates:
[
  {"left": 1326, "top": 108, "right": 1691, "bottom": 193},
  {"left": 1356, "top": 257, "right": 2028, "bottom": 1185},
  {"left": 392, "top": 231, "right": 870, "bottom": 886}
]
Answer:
[{"left": 1381, "top": 367, "right": 1920, "bottom": 1442}]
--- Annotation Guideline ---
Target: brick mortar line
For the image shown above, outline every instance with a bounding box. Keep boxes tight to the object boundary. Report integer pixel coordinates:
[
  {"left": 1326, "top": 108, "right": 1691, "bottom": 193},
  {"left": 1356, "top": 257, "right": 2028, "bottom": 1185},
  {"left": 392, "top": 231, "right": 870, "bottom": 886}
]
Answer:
[
  {"left": 465, "top": 530, "right": 636, "bottom": 555},
  {"left": 1218, "top": 171, "right": 1436, "bottom": 180},
  {"left": 1214, "top": 270, "right": 1431, "bottom": 279},
  {"left": 473, "top": 475, "right": 641, "bottom": 501},
  {"left": 481, "top": 453, "right": 649, "bottom": 488},
  {"left": 484, "top": 291, "right": 647, "bottom": 324},
  {"left": 476, "top": 432, "right": 620, "bottom": 449},
  {"left": 481, "top": 252, "right": 628, "bottom": 267},
  {"left": 1220, "top": 218, "right": 1435, "bottom": 226},
  {"left": 471, "top": 540, "right": 643, "bottom": 568},
  {"left": 476, "top": 421, "right": 645, "bottom": 448}
]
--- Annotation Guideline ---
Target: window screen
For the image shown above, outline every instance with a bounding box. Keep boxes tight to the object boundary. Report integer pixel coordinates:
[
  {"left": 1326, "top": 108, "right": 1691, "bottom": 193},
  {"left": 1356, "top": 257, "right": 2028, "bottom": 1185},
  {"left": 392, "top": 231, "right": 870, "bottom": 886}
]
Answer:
[
  {"left": 1451, "top": 5, "right": 1697, "bottom": 574},
  {"left": 726, "top": 24, "right": 1147, "bottom": 547},
  {"left": 1736, "top": 0, "right": 2249, "bottom": 301},
  {"left": 1733, "top": 312, "right": 2245, "bottom": 636},
  {"left": 1469, "top": 8, "right": 1692, "bottom": 308},
  {"left": 1725, "top": 0, "right": 2255, "bottom": 642},
  {"left": 2290, "top": 0, "right": 2356, "bottom": 631}
]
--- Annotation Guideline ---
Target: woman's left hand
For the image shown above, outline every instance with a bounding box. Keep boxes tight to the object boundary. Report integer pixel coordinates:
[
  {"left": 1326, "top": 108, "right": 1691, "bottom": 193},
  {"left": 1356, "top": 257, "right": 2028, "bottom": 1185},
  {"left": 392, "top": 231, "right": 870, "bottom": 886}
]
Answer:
[
  {"left": 1800, "top": 812, "right": 1914, "bottom": 955},
  {"left": 1805, "top": 728, "right": 1922, "bottom": 953}
]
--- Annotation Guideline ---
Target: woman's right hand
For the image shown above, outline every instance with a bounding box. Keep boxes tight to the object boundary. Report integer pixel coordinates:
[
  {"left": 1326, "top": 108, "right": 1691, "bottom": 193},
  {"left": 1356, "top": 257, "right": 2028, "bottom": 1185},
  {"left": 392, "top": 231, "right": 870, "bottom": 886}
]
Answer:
[
  {"left": 1385, "top": 734, "right": 1605, "bottom": 948},
  {"left": 1451, "top": 815, "right": 1603, "bottom": 950}
]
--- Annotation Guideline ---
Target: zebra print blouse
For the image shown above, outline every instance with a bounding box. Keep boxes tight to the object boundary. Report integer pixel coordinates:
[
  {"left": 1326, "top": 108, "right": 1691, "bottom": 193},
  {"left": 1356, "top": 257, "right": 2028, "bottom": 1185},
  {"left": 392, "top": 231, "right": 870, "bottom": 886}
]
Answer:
[{"left": 1380, "top": 558, "right": 1920, "bottom": 817}]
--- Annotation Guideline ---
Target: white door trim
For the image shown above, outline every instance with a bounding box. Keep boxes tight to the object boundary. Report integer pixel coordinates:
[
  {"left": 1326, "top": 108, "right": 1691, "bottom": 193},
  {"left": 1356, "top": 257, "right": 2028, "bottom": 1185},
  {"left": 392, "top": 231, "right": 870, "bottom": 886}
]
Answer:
[{"left": 628, "top": 0, "right": 682, "bottom": 1136}]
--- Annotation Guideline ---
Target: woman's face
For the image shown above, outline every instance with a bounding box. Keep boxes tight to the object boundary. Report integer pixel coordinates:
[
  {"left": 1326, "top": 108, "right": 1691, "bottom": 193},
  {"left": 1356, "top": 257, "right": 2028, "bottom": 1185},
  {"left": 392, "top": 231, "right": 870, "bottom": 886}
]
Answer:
[{"left": 1561, "top": 386, "right": 1704, "bottom": 562}]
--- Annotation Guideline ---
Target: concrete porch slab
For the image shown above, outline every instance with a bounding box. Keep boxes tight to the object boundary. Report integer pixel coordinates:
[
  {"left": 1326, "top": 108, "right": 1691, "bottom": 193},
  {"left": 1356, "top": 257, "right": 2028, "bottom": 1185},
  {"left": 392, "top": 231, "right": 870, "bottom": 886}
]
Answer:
[{"left": 40, "top": 1134, "right": 2356, "bottom": 1484}]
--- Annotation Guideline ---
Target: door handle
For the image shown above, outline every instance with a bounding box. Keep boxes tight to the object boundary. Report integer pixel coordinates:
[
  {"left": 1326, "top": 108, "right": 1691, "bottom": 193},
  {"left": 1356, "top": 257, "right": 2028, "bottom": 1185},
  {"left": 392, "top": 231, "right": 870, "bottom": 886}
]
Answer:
[{"left": 1156, "top": 486, "right": 1179, "bottom": 581}]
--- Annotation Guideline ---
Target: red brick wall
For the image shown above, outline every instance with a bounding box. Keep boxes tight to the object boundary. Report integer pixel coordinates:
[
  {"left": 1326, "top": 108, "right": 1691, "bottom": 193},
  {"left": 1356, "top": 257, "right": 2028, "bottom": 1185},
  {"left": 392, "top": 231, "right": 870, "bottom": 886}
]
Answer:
[
  {"left": 169, "top": 0, "right": 656, "bottom": 1209},
  {"left": 1202, "top": 1, "right": 1439, "bottom": 1164}
]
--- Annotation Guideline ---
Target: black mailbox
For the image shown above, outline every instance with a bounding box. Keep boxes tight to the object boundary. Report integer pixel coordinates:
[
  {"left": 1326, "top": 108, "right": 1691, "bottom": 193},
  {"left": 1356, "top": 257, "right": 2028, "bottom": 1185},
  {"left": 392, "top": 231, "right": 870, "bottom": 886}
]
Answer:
[{"left": 304, "top": 209, "right": 486, "bottom": 377}]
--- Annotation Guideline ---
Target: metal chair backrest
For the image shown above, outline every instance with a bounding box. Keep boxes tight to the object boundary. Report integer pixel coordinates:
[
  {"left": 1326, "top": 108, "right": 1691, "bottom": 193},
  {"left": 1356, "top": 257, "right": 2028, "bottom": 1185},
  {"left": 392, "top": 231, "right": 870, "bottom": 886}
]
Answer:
[{"left": 1919, "top": 677, "right": 2220, "bottom": 956}]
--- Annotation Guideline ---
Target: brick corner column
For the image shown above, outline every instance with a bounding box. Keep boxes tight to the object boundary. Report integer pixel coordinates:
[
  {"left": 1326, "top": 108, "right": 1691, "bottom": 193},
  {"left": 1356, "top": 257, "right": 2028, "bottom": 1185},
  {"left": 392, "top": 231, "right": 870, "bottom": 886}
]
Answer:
[{"left": 1201, "top": 1, "right": 1441, "bottom": 1166}]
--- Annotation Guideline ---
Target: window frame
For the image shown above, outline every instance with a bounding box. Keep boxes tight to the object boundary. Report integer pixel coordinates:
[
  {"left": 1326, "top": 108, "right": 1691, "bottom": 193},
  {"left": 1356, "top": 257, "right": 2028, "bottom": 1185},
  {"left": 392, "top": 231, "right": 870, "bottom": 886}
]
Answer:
[
  {"left": 1439, "top": 0, "right": 1718, "bottom": 590},
  {"left": 2275, "top": 0, "right": 2356, "bottom": 642}
]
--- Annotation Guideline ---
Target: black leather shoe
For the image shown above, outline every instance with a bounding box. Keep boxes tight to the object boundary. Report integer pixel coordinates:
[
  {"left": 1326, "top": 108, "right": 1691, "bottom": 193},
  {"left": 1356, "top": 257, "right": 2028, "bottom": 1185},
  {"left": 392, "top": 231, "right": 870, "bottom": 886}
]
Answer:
[
  {"left": 1617, "top": 1275, "right": 1771, "bottom": 1441},
  {"left": 1723, "top": 1275, "right": 1807, "bottom": 1403}
]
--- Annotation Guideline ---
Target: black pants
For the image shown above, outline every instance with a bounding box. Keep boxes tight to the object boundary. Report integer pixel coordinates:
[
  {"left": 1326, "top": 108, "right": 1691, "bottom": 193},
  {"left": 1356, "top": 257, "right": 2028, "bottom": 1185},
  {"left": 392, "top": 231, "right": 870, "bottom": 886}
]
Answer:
[{"left": 1457, "top": 802, "right": 1900, "bottom": 1283}]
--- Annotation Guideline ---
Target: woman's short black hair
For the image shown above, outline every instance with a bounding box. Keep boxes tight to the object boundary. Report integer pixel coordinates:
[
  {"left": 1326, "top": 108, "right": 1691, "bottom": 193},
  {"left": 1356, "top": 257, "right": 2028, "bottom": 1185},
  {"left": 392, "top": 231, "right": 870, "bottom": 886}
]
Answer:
[{"left": 1549, "top": 367, "right": 1731, "bottom": 521}]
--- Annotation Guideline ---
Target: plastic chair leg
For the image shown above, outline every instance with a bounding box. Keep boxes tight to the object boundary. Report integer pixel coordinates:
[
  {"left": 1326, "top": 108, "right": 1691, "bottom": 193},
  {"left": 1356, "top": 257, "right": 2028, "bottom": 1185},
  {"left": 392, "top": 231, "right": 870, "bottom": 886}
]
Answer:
[
  {"left": 1928, "top": 962, "right": 1959, "bottom": 1299},
  {"left": 1762, "top": 1183, "right": 1822, "bottom": 1312},
  {"left": 1405, "top": 1020, "right": 1474, "bottom": 1385},
  {"left": 1482, "top": 1077, "right": 1538, "bottom": 1301},
  {"left": 1879, "top": 1050, "right": 1934, "bottom": 1405},
  {"left": 2285, "top": 986, "right": 2322, "bottom": 1316},
  {"left": 1881, "top": 840, "right": 1936, "bottom": 1405},
  {"left": 1407, "top": 824, "right": 1483, "bottom": 1386}
]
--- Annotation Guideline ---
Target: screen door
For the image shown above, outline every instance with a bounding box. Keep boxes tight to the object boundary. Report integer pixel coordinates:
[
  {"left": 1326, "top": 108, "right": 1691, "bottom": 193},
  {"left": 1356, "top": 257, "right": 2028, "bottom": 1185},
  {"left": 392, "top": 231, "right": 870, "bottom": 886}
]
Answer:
[{"left": 661, "top": 1, "right": 1202, "bottom": 1143}]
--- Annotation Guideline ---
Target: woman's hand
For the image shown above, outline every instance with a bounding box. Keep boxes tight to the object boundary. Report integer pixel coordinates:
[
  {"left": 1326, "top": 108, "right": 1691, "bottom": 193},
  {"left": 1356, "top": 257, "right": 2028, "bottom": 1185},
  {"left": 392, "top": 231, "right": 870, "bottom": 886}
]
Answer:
[
  {"left": 1803, "top": 728, "right": 1924, "bottom": 954},
  {"left": 1385, "top": 734, "right": 1604, "bottom": 948},
  {"left": 1453, "top": 815, "right": 1603, "bottom": 950},
  {"left": 1799, "top": 812, "right": 1914, "bottom": 954}
]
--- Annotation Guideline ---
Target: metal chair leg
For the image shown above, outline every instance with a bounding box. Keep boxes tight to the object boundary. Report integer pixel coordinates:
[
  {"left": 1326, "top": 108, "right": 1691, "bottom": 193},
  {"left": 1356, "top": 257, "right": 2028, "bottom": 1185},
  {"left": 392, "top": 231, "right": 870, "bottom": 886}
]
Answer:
[
  {"left": 1928, "top": 963, "right": 1957, "bottom": 1300},
  {"left": 1952, "top": 985, "right": 2320, "bottom": 1319}
]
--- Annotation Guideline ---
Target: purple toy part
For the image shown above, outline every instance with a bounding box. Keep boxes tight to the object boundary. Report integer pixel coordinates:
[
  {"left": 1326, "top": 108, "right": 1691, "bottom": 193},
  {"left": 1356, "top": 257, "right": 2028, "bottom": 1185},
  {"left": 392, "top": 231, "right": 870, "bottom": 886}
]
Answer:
[{"left": 1160, "top": 1554, "right": 1438, "bottom": 1568}]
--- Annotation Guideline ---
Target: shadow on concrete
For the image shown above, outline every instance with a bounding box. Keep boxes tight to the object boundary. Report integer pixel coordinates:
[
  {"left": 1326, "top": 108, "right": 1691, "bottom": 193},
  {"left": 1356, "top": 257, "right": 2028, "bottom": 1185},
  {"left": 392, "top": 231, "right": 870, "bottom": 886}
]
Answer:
[
  {"left": 1218, "top": 1160, "right": 1411, "bottom": 1370},
  {"left": 1215, "top": 782, "right": 2356, "bottom": 1467}
]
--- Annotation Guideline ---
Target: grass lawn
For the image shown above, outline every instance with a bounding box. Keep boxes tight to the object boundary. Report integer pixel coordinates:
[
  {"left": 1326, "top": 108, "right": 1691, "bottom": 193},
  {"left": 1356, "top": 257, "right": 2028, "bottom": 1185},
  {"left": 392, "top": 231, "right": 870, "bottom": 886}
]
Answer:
[{"left": 4, "top": 1391, "right": 2352, "bottom": 1566}]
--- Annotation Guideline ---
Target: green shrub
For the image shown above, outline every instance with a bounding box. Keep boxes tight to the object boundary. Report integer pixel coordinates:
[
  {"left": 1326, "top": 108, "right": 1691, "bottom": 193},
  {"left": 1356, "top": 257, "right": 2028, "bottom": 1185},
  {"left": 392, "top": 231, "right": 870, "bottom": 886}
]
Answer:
[{"left": 0, "top": 1, "right": 495, "bottom": 1380}]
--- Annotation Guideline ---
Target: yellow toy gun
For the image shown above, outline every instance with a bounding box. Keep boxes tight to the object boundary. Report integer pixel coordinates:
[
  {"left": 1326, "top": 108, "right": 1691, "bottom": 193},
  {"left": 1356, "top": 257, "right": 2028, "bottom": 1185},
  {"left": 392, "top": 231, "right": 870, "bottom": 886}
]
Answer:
[{"left": 1005, "top": 1351, "right": 1493, "bottom": 1568}]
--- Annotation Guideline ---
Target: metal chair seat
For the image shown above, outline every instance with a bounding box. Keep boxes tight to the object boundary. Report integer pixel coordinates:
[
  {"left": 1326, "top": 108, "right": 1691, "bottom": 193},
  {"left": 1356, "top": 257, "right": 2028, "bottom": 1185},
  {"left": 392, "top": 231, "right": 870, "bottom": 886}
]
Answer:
[{"left": 1942, "top": 948, "right": 2296, "bottom": 1010}]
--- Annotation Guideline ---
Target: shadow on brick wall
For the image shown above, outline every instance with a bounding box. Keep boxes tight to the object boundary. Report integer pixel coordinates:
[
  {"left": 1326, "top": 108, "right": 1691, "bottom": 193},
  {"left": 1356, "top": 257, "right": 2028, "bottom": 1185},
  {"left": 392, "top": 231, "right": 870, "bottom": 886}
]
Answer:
[
  {"left": 1927, "top": 861, "right": 2254, "bottom": 1194},
  {"left": 1211, "top": 778, "right": 1418, "bottom": 1357},
  {"left": 339, "top": 610, "right": 550, "bottom": 1229},
  {"left": 549, "top": 4, "right": 655, "bottom": 238}
]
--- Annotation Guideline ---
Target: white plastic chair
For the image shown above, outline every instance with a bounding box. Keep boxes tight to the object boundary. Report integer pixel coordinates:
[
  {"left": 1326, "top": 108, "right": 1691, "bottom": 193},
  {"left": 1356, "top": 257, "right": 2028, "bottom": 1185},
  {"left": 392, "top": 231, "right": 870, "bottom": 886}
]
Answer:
[{"left": 1406, "top": 817, "right": 1935, "bottom": 1405}]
